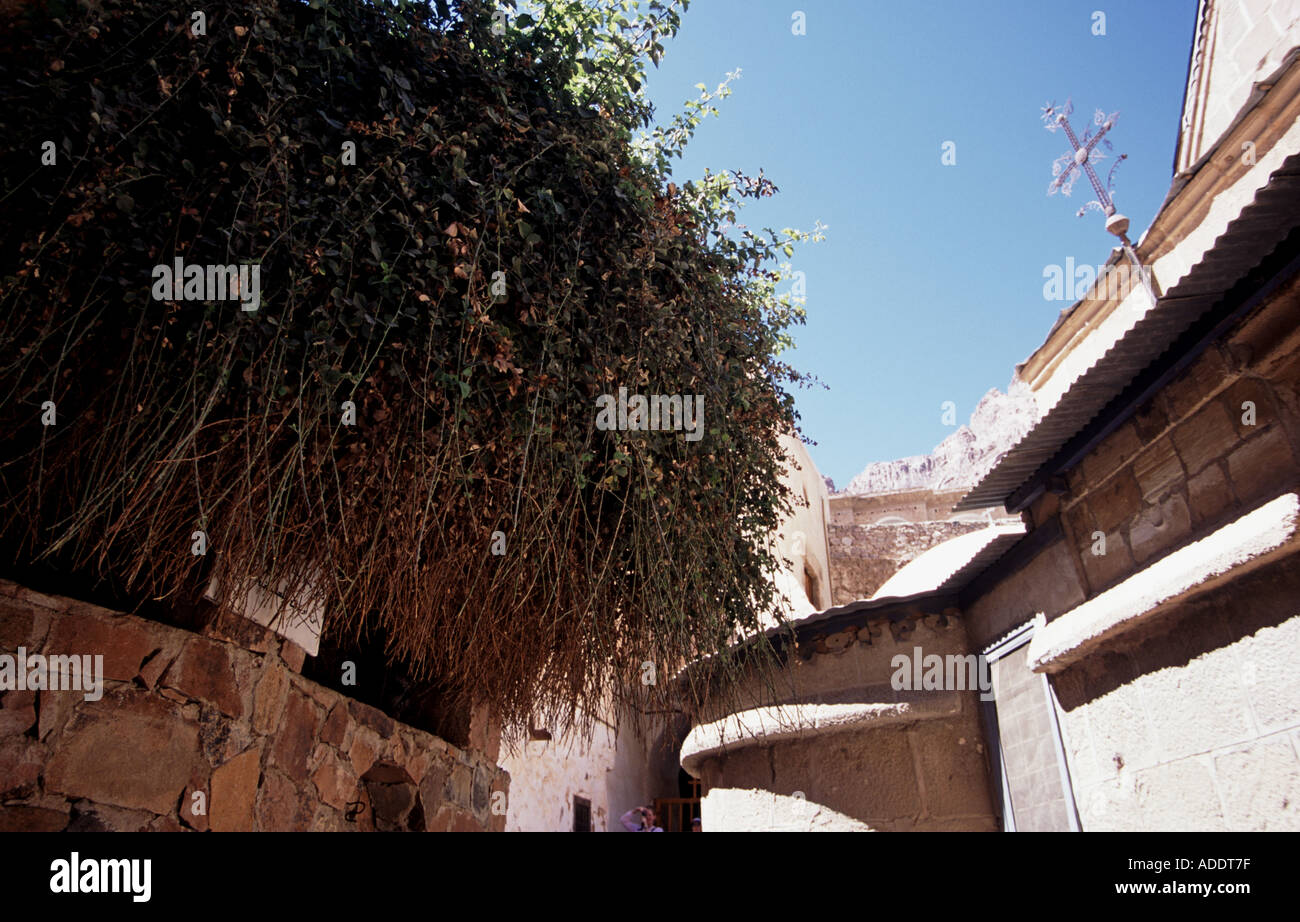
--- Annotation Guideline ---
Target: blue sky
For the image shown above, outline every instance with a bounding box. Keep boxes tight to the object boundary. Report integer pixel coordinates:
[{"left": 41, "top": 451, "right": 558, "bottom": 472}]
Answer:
[{"left": 643, "top": 0, "right": 1198, "bottom": 489}]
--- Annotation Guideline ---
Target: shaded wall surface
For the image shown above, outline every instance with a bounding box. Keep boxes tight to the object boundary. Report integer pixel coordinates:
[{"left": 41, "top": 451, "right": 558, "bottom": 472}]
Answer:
[
  {"left": 685, "top": 609, "right": 997, "bottom": 832},
  {"left": 0, "top": 581, "right": 507, "bottom": 831}
]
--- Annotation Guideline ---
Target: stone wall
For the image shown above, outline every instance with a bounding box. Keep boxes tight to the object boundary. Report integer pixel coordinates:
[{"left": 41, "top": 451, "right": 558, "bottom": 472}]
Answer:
[
  {"left": 829, "top": 488, "right": 973, "bottom": 527},
  {"left": 1045, "top": 275, "right": 1300, "bottom": 831},
  {"left": 0, "top": 581, "right": 508, "bottom": 832},
  {"left": 1052, "top": 559, "right": 1300, "bottom": 831},
  {"left": 1177, "top": 0, "right": 1300, "bottom": 174},
  {"left": 684, "top": 608, "right": 997, "bottom": 831},
  {"left": 1053, "top": 270, "right": 1300, "bottom": 603},
  {"left": 827, "top": 490, "right": 1017, "bottom": 605},
  {"left": 965, "top": 270, "right": 1300, "bottom": 831},
  {"left": 829, "top": 520, "right": 989, "bottom": 605}
]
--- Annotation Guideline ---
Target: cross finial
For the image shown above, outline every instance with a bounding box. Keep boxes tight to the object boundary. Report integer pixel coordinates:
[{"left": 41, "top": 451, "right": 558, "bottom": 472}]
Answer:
[{"left": 1043, "top": 98, "right": 1130, "bottom": 240}]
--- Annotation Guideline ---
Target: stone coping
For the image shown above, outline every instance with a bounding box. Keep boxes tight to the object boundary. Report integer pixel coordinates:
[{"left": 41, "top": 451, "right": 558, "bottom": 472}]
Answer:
[
  {"left": 1028, "top": 492, "right": 1300, "bottom": 674},
  {"left": 681, "top": 696, "right": 961, "bottom": 776}
]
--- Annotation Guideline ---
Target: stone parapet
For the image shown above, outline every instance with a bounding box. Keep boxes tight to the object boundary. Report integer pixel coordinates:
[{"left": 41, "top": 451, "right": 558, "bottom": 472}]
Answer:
[{"left": 0, "top": 581, "right": 507, "bottom": 832}]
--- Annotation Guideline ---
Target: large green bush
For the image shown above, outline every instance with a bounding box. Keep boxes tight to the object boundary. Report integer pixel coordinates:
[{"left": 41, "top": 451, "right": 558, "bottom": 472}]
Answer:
[{"left": 0, "top": 0, "right": 813, "bottom": 730}]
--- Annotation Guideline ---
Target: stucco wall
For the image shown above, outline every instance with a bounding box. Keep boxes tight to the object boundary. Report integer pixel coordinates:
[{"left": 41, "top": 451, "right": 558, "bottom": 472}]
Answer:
[
  {"left": 1051, "top": 559, "right": 1300, "bottom": 830},
  {"left": 770, "top": 434, "right": 833, "bottom": 622},
  {"left": 496, "top": 706, "right": 682, "bottom": 832},
  {"left": 497, "top": 717, "right": 619, "bottom": 832}
]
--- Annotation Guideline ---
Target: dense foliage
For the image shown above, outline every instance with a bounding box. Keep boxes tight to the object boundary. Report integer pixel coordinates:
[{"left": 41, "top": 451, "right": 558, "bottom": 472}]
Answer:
[{"left": 0, "top": 0, "right": 815, "bottom": 730}]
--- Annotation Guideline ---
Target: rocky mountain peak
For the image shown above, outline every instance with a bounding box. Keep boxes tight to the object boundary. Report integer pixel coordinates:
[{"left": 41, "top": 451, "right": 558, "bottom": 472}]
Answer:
[{"left": 841, "top": 381, "right": 1038, "bottom": 496}]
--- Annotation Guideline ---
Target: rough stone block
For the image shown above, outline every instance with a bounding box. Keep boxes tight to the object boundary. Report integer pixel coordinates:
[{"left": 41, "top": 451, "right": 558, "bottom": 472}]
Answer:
[
  {"left": 1082, "top": 422, "right": 1143, "bottom": 487},
  {"left": 252, "top": 661, "right": 289, "bottom": 737},
  {"left": 199, "top": 703, "right": 254, "bottom": 768},
  {"left": 43, "top": 611, "right": 159, "bottom": 684},
  {"left": 348, "top": 698, "right": 395, "bottom": 739},
  {"left": 1172, "top": 400, "right": 1238, "bottom": 476},
  {"left": 0, "top": 692, "right": 36, "bottom": 737},
  {"left": 1132, "top": 437, "right": 1185, "bottom": 503},
  {"left": 1222, "top": 378, "right": 1278, "bottom": 439},
  {"left": 348, "top": 731, "right": 379, "bottom": 778},
  {"left": 1079, "top": 528, "right": 1135, "bottom": 596},
  {"left": 1086, "top": 469, "right": 1143, "bottom": 534},
  {"left": 270, "top": 691, "right": 322, "bottom": 783},
  {"left": 444, "top": 763, "right": 473, "bottom": 811},
  {"left": 1132, "top": 399, "right": 1170, "bottom": 444},
  {"left": 0, "top": 735, "right": 45, "bottom": 800},
  {"left": 1162, "top": 346, "right": 1228, "bottom": 420},
  {"left": 319, "top": 703, "right": 349, "bottom": 747},
  {"left": 1128, "top": 492, "right": 1191, "bottom": 564},
  {"left": 1227, "top": 283, "right": 1300, "bottom": 375},
  {"left": 44, "top": 689, "right": 200, "bottom": 815},
  {"left": 1226, "top": 425, "right": 1296, "bottom": 505},
  {"left": 1187, "top": 463, "right": 1234, "bottom": 527},
  {"left": 0, "top": 805, "right": 69, "bottom": 832},
  {"left": 0, "top": 598, "right": 51, "bottom": 654},
  {"left": 1062, "top": 499, "right": 1094, "bottom": 548},
  {"left": 280, "top": 640, "right": 307, "bottom": 673},
  {"left": 202, "top": 606, "right": 279, "bottom": 655},
  {"left": 257, "top": 767, "right": 312, "bottom": 831},
  {"left": 210, "top": 745, "right": 262, "bottom": 832},
  {"left": 66, "top": 801, "right": 158, "bottom": 832},
  {"left": 311, "top": 747, "right": 360, "bottom": 812},
  {"left": 161, "top": 636, "right": 245, "bottom": 718}
]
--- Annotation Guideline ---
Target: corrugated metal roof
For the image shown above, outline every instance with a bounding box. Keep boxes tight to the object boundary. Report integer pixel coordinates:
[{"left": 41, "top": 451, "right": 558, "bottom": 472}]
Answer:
[{"left": 955, "top": 150, "right": 1300, "bottom": 512}]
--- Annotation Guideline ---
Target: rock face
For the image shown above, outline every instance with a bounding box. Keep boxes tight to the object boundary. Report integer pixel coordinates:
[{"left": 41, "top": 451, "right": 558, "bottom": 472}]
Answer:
[{"left": 843, "top": 381, "right": 1038, "bottom": 496}]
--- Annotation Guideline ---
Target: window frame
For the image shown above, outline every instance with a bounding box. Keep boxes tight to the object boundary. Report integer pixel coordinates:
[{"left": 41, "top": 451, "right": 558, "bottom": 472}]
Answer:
[
  {"left": 979, "top": 616, "right": 1081, "bottom": 832},
  {"left": 572, "top": 795, "right": 592, "bottom": 833}
]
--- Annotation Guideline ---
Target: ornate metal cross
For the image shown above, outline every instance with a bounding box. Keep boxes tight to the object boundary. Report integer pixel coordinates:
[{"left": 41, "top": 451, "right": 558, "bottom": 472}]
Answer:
[{"left": 1042, "top": 99, "right": 1130, "bottom": 240}]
